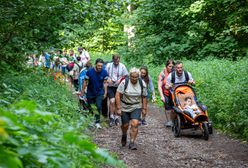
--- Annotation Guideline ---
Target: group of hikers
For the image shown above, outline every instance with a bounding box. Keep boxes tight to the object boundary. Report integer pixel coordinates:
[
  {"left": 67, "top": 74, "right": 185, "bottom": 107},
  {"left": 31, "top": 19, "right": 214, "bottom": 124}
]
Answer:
[{"left": 27, "top": 49, "right": 196, "bottom": 150}]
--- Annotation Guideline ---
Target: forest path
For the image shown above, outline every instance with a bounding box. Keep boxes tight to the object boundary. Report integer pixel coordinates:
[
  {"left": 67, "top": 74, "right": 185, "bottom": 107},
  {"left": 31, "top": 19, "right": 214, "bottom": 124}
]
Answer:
[{"left": 94, "top": 104, "right": 248, "bottom": 168}]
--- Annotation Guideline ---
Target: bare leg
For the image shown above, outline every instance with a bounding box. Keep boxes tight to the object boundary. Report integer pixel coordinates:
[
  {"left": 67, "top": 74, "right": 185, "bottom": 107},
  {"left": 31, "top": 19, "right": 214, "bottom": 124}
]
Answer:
[
  {"left": 109, "top": 98, "right": 116, "bottom": 126},
  {"left": 109, "top": 99, "right": 115, "bottom": 117},
  {"left": 130, "top": 119, "right": 139, "bottom": 143},
  {"left": 121, "top": 123, "right": 129, "bottom": 135}
]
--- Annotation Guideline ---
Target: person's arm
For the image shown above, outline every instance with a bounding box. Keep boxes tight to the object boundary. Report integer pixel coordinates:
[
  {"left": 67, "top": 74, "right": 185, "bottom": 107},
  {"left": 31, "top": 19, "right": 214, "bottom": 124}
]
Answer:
[
  {"left": 142, "top": 82, "right": 148, "bottom": 116},
  {"left": 103, "top": 79, "right": 108, "bottom": 99},
  {"left": 188, "top": 72, "right": 195, "bottom": 84},
  {"left": 81, "top": 71, "right": 90, "bottom": 95},
  {"left": 81, "top": 79, "right": 88, "bottom": 96},
  {"left": 158, "top": 72, "right": 165, "bottom": 102},
  {"left": 115, "top": 80, "right": 125, "bottom": 116},
  {"left": 148, "top": 75, "right": 156, "bottom": 102}
]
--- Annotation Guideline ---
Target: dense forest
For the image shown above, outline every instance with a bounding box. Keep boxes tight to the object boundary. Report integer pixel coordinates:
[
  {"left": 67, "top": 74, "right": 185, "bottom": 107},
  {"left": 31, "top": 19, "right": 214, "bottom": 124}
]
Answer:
[{"left": 1, "top": 0, "right": 248, "bottom": 167}]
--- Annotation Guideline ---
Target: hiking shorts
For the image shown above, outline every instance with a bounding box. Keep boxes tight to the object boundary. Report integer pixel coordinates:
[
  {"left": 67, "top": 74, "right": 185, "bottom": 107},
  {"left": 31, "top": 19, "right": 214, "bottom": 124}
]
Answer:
[
  {"left": 107, "top": 86, "right": 118, "bottom": 99},
  {"left": 121, "top": 108, "right": 141, "bottom": 125},
  {"left": 163, "top": 93, "right": 173, "bottom": 110}
]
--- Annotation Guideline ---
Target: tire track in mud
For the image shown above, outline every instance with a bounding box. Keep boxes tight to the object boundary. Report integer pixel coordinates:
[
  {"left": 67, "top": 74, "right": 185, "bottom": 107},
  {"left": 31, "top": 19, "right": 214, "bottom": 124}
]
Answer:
[{"left": 94, "top": 105, "right": 248, "bottom": 168}]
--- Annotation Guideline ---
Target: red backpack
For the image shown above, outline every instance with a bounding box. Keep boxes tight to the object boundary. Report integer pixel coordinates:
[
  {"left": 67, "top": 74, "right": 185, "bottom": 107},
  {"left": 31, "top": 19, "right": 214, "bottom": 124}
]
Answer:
[{"left": 66, "top": 62, "right": 74, "bottom": 71}]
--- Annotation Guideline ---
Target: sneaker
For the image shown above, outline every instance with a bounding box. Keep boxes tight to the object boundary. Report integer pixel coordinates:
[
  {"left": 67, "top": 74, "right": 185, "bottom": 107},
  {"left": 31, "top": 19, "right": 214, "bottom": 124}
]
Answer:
[
  {"left": 115, "top": 118, "right": 120, "bottom": 126},
  {"left": 109, "top": 118, "right": 115, "bottom": 127},
  {"left": 164, "top": 121, "right": 173, "bottom": 127},
  {"left": 128, "top": 142, "right": 137, "bottom": 150},
  {"left": 141, "top": 119, "right": 147, "bottom": 125},
  {"left": 95, "top": 123, "right": 102, "bottom": 129},
  {"left": 121, "top": 135, "right": 127, "bottom": 147}
]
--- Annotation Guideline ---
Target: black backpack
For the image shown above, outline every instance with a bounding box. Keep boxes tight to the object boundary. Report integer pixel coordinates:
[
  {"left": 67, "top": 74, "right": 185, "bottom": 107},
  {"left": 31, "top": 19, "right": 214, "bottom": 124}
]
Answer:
[{"left": 171, "top": 70, "right": 189, "bottom": 84}]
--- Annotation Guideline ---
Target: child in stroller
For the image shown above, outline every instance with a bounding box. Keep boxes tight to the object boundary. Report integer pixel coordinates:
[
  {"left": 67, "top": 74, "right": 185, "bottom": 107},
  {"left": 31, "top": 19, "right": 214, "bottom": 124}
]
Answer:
[{"left": 183, "top": 97, "right": 201, "bottom": 119}]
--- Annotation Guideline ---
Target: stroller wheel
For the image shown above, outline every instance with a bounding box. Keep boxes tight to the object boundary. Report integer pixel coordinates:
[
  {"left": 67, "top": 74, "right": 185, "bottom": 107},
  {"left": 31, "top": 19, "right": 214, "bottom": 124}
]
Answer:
[
  {"left": 173, "top": 114, "right": 181, "bottom": 137},
  {"left": 202, "top": 122, "right": 209, "bottom": 140},
  {"left": 208, "top": 121, "right": 213, "bottom": 134}
]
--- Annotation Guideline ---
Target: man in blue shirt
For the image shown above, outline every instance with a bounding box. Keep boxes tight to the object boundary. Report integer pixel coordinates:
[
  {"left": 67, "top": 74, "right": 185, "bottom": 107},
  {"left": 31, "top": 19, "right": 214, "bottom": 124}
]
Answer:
[{"left": 82, "top": 58, "right": 108, "bottom": 129}]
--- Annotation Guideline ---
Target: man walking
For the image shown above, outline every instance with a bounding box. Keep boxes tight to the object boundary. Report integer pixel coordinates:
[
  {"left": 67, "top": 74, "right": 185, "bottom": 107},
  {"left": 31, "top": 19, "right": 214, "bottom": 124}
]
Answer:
[
  {"left": 106, "top": 54, "right": 128, "bottom": 126},
  {"left": 82, "top": 58, "right": 108, "bottom": 129}
]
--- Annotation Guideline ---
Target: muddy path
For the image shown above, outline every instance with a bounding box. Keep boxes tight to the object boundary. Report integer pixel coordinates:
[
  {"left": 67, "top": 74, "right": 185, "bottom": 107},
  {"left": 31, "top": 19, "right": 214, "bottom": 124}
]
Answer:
[{"left": 94, "top": 105, "right": 248, "bottom": 168}]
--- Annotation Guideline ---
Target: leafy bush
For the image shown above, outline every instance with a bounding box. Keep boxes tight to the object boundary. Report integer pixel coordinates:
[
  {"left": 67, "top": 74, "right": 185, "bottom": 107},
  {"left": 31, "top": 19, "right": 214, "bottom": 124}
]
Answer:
[{"left": 0, "top": 69, "right": 125, "bottom": 168}]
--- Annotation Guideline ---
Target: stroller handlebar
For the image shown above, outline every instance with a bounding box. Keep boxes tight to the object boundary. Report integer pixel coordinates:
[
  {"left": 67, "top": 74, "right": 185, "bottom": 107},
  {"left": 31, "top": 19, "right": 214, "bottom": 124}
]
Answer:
[{"left": 170, "top": 82, "right": 195, "bottom": 91}]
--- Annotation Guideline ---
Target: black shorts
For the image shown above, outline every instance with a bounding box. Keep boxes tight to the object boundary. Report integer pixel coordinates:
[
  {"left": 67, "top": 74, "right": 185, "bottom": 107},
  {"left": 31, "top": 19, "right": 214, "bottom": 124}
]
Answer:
[
  {"left": 164, "top": 93, "right": 173, "bottom": 110},
  {"left": 121, "top": 108, "right": 141, "bottom": 125},
  {"left": 107, "top": 86, "right": 117, "bottom": 99}
]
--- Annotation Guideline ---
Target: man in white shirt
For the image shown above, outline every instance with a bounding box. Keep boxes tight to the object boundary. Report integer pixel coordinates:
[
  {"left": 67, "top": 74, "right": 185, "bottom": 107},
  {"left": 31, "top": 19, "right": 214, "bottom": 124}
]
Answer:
[
  {"left": 166, "top": 61, "right": 195, "bottom": 86},
  {"left": 106, "top": 54, "right": 128, "bottom": 126}
]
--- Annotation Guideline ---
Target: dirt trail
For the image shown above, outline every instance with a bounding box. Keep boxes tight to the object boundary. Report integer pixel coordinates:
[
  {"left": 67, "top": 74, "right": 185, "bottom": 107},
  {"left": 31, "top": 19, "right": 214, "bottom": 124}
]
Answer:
[{"left": 94, "top": 105, "right": 248, "bottom": 168}]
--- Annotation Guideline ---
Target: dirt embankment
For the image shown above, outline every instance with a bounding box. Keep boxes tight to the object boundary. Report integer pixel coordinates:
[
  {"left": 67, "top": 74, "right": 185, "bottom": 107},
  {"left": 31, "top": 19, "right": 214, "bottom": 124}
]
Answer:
[{"left": 94, "top": 105, "right": 248, "bottom": 168}]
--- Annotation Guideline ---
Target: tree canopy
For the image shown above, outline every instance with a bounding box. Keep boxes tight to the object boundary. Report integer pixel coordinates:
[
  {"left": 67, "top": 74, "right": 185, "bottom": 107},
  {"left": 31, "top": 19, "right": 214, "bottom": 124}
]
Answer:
[{"left": 123, "top": 0, "right": 248, "bottom": 65}]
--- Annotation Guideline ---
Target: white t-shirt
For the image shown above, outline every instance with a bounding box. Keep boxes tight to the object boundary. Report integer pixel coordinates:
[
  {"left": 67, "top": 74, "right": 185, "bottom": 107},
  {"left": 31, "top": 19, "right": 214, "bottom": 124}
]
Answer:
[
  {"left": 117, "top": 79, "right": 147, "bottom": 112},
  {"left": 60, "top": 57, "right": 68, "bottom": 67},
  {"left": 166, "top": 71, "right": 193, "bottom": 85},
  {"left": 80, "top": 50, "right": 90, "bottom": 66},
  {"left": 106, "top": 62, "right": 128, "bottom": 87}
]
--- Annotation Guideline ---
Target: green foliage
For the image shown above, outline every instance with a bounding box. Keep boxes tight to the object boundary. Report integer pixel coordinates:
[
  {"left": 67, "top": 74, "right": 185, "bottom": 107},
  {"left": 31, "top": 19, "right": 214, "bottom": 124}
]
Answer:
[
  {"left": 120, "top": 0, "right": 248, "bottom": 65},
  {"left": 0, "top": 70, "right": 125, "bottom": 168}
]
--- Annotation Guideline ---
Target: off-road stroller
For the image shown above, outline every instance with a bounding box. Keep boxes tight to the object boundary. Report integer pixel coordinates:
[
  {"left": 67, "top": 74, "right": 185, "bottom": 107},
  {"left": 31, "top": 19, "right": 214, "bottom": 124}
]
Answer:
[{"left": 171, "top": 84, "right": 213, "bottom": 140}]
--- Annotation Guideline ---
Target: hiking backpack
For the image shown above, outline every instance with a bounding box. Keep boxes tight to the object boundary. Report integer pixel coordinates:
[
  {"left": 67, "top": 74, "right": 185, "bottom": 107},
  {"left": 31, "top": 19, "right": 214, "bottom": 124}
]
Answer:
[
  {"left": 66, "top": 62, "right": 74, "bottom": 71},
  {"left": 123, "top": 76, "right": 144, "bottom": 97},
  {"left": 171, "top": 70, "right": 189, "bottom": 84}
]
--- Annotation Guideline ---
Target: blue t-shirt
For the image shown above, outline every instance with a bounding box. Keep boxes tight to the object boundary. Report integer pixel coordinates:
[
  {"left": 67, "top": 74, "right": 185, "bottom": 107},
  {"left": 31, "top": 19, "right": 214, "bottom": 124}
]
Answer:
[
  {"left": 45, "top": 53, "right": 50, "bottom": 68},
  {"left": 86, "top": 67, "right": 108, "bottom": 97}
]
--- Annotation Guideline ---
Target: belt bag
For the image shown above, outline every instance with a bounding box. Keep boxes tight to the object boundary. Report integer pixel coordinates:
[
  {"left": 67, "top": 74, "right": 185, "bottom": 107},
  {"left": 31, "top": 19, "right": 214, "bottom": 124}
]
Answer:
[{"left": 121, "top": 99, "right": 140, "bottom": 105}]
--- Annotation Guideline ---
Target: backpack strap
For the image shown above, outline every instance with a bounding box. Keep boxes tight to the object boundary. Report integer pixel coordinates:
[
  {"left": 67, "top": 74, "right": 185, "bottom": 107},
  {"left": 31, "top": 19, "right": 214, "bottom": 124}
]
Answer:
[
  {"left": 124, "top": 76, "right": 144, "bottom": 96},
  {"left": 124, "top": 76, "right": 129, "bottom": 91},
  {"left": 138, "top": 78, "right": 144, "bottom": 97},
  {"left": 184, "top": 70, "right": 189, "bottom": 82},
  {"left": 171, "top": 70, "right": 189, "bottom": 84},
  {"left": 75, "top": 62, "right": 83, "bottom": 71},
  {"left": 171, "top": 71, "right": 176, "bottom": 84}
]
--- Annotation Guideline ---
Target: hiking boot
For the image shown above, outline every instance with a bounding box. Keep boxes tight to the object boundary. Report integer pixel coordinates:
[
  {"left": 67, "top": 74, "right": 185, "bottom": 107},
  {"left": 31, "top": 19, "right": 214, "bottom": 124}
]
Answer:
[
  {"left": 121, "top": 135, "right": 127, "bottom": 147},
  {"left": 115, "top": 118, "right": 120, "bottom": 126},
  {"left": 141, "top": 119, "right": 147, "bottom": 126},
  {"left": 109, "top": 118, "right": 115, "bottom": 127},
  {"left": 128, "top": 142, "right": 137, "bottom": 150}
]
